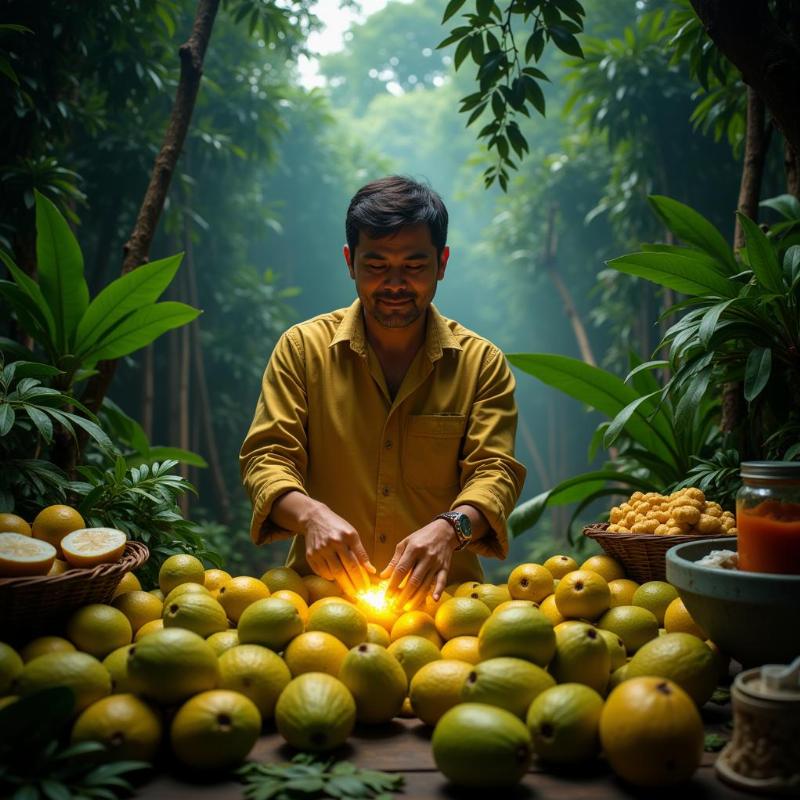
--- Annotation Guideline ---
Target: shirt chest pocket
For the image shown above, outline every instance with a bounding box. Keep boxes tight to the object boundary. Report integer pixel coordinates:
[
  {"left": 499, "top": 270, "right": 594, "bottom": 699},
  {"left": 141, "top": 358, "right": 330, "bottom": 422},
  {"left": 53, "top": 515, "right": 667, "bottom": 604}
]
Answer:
[{"left": 403, "top": 414, "right": 466, "bottom": 490}]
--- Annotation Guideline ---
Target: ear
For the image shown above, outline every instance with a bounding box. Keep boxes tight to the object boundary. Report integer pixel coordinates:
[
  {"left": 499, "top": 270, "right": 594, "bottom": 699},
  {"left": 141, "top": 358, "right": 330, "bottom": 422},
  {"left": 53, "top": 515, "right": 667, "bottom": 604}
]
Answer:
[
  {"left": 343, "top": 244, "right": 355, "bottom": 279},
  {"left": 437, "top": 246, "right": 450, "bottom": 280}
]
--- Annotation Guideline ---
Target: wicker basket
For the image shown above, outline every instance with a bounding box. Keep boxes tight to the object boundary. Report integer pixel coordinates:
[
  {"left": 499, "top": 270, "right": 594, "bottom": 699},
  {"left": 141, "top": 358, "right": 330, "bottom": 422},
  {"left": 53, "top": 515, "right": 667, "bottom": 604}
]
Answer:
[
  {"left": 582, "top": 523, "right": 733, "bottom": 583},
  {"left": 0, "top": 540, "right": 149, "bottom": 642}
]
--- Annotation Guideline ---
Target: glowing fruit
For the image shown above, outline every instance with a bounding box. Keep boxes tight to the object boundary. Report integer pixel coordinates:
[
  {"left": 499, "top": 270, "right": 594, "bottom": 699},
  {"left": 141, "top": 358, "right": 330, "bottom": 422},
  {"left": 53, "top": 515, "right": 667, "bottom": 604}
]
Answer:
[
  {"left": 206, "top": 630, "right": 240, "bottom": 656},
  {"left": 387, "top": 635, "right": 441, "bottom": 683},
  {"left": 20, "top": 636, "right": 75, "bottom": 662},
  {"left": 170, "top": 690, "right": 261, "bottom": 769},
  {"left": 283, "top": 631, "right": 349, "bottom": 677},
  {"left": 0, "top": 512, "right": 31, "bottom": 536},
  {"left": 305, "top": 600, "right": 368, "bottom": 649},
  {"left": 103, "top": 645, "right": 134, "bottom": 693},
  {"left": 432, "top": 703, "right": 533, "bottom": 788},
  {"left": 31, "top": 504, "right": 85, "bottom": 556},
  {"left": 66, "top": 604, "right": 132, "bottom": 659},
  {"left": 631, "top": 581, "right": 679, "bottom": 626},
  {"left": 554, "top": 570, "right": 610, "bottom": 620},
  {"left": 16, "top": 651, "right": 111, "bottom": 712},
  {"left": 409, "top": 659, "right": 473, "bottom": 726},
  {"left": 260, "top": 567, "right": 309, "bottom": 602},
  {"left": 162, "top": 592, "right": 228, "bottom": 638},
  {"left": 527, "top": 683, "right": 604, "bottom": 764},
  {"left": 60, "top": 527, "right": 126, "bottom": 568},
  {"left": 111, "top": 591, "right": 163, "bottom": 633},
  {"left": 0, "top": 642, "right": 23, "bottom": 693},
  {"left": 608, "top": 578, "right": 640, "bottom": 607},
  {"left": 302, "top": 574, "right": 342, "bottom": 602},
  {"left": 435, "top": 597, "right": 491, "bottom": 640},
  {"left": 216, "top": 575, "right": 270, "bottom": 623},
  {"left": 579, "top": 555, "right": 625, "bottom": 582},
  {"left": 158, "top": 553, "right": 205, "bottom": 595},
  {"left": 549, "top": 622, "right": 610, "bottom": 694},
  {"left": 390, "top": 611, "right": 441, "bottom": 646},
  {"left": 440, "top": 635, "right": 481, "bottom": 664},
  {"left": 543, "top": 554, "right": 578, "bottom": 579},
  {"left": 599, "top": 677, "right": 704, "bottom": 787},
  {"left": 508, "top": 563, "right": 554, "bottom": 603},
  {"left": 366, "top": 623, "right": 391, "bottom": 647},
  {"left": 203, "top": 568, "right": 232, "bottom": 592},
  {"left": 478, "top": 605, "right": 556, "bottom": 666},
  {"left": 339, "top": 643, "right": 407, "bottom": 724},
  {"left": 0, "top": 532, "right": 56, "bottom": 577},
  {"left": 664, "top": 597, "right": 708, "bottom": 639},
  {"left": 127, "top": 628, "right": 219, "bottom": 705},
  {"left": 112, "top": 572, "right": 142, "bottom": 597},
  {"left": 462, "top": 657, "right": 555, "bottom": 718},
  {"left": 597, "top": 605, "right": 659, "bottom": 654},
  {"left": 72, "top": 693, "right": 162, "bottom": 761},
  {"left": 275, "top": 673, "right": 356, "bottom": 751},
  {"left": 218, "top": 644, "right": 291, "bottom": 717}
]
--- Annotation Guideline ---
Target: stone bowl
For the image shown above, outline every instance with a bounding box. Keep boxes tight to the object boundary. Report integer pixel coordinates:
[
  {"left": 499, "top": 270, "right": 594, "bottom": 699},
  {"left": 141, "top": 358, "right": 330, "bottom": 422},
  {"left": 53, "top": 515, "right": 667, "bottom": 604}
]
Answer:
[{"left": 665, "top": 538, "right": 800, "bottom": 668}]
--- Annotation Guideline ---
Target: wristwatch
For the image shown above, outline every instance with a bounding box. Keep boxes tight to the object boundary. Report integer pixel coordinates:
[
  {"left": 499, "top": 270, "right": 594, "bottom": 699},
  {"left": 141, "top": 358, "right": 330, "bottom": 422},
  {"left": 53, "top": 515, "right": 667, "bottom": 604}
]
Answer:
[{"left": 435, "top": 511, "right": 472, "bottom": 551}]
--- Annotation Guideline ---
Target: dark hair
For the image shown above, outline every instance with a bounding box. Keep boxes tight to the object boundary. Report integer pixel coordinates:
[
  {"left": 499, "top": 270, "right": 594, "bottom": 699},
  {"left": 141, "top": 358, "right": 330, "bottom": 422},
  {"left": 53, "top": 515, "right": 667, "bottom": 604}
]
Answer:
[{"left": 345, "top": 175, "right": 449, "bottom": 259}]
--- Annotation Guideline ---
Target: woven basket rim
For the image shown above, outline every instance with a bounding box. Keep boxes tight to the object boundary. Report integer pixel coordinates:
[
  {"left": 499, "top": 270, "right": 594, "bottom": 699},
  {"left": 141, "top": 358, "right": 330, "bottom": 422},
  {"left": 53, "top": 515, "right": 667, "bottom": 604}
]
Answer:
[
  {"left": 0, "top": 539, "right": 149, "bottom": 589},
  {"left": 582, "top": 523, "right": 733, "bottom": 545}
]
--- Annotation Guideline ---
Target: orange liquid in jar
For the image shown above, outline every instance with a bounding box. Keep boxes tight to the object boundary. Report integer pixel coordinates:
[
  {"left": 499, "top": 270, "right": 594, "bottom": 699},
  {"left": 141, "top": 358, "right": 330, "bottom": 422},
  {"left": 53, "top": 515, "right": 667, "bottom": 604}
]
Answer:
[{"left": 736, "top": 500, "right": 800, "bottom": 574}]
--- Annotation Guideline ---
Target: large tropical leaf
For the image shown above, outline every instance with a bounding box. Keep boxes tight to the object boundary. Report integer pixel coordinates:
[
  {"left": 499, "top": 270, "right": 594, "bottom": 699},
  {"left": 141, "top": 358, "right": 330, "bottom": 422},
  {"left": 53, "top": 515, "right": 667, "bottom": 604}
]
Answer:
[
  {"left": 737, "top": 213, "right": 785, "bottom": 294},
  {"left": 0, "top": 251, "right": 57, "bottom": 347},
  {"left": 34, "top": 190, "right": 89, "bottom": 350}
]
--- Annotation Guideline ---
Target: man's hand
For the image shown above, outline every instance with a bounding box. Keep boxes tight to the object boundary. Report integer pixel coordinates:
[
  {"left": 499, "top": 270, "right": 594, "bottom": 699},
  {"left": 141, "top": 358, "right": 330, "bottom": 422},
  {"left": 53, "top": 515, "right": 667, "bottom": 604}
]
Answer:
[
  {"left": 304, "top": 505, "right": 375, "bottom": 597},
  {"left": 380, "top": 519, "right": 457, "bottom": 611}
]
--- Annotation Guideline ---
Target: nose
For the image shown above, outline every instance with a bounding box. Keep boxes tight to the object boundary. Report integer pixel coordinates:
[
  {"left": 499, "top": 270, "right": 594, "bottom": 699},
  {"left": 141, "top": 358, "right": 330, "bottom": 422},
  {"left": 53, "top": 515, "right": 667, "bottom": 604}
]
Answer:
[{"left": 383, "top": 266, "right": 407, "bottom": 288}]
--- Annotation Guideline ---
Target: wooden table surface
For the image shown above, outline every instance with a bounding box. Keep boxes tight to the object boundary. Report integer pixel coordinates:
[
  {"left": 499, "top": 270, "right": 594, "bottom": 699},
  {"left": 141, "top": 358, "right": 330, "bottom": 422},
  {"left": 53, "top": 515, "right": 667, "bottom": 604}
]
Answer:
[{"left": 140, "top": 699, "right": 755, "bottom": 800}]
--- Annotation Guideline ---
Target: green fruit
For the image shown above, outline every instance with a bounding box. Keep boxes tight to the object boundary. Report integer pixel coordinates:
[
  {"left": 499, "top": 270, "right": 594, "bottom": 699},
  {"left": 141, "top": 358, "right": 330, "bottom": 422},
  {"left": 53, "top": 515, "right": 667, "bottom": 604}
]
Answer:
[
  {"left": 0, "top": 642, "right": 23, "bottom": 694},
  {"left": 461, "top": 657, "right": 555, "bottom": 718},
  {"left": 16, "top": 652, "right": 111, "bottom": 712},
  {"left": 102, "top": 645, "right": 134, "bottom": 693},
  {"left": 549, "top": 623, "right": 610, "bottom": 694},
  {"left": 339, "top": 643, "right": 407, "bottom": 724},
  {"left": 597, "top": 629, "right": 627, "bottom": 672},
  {"left": 432, "top": 703, "right": 533, "bottom": 787},
  {"left": 478, "top": 605, "right": 556, "bottom": 665},
  {"left": 162, "top": 593, "right": 228, "bottom": 638},
  {"left": 238, "top": 597, "right": 305, "bottom": 651},
  {"left": 275, "top": 673, "right": 356, "bottom": 751},
  {"left": 597, "top": 605, "right": 659, "bottom": 654}
]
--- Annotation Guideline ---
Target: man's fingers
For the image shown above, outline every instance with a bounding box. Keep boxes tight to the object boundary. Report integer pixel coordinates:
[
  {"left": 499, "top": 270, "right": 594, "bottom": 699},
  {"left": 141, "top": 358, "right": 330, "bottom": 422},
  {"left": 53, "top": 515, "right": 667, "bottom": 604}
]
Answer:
[
  {"left": 308, "top": 552, "right": 334, "bottom": 582},
  {"left": 381, "top": 541, "right": 407, "bottom": 586},
  {"left": 340, "top": 548, "right": 368, "bottom": 594},
  {"left": 396, "top": 562, "right": 431, "bottom": 609},
  {"left": 432, "top": 569, "right": 449, "bottom": 602},
  {"left": 332, "top": 553, "right": 358, "bottom": 598},
  {"left": 352, "top": 541, "right": 376, "bottom": 575}
]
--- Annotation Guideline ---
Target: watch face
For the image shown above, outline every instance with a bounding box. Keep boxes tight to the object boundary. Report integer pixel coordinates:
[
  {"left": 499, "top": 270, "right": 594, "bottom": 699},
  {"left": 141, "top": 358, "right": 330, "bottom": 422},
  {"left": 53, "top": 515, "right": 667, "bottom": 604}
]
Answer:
[{"left": 456, "top": 513, "right": 472, "bottom": 538}]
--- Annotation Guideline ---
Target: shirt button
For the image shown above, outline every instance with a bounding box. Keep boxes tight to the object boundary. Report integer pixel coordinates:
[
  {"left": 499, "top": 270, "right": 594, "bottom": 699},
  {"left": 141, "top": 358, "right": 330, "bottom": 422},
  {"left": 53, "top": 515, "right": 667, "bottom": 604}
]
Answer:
[
  {"left": 384, "top": 439, "right": 392, "bottom": 448},
  {"left": 379, "top": 533, "right": 387, "bottom": 543},
  {"left": 382, "top": 485, "right": 390, "bottom": 496}
]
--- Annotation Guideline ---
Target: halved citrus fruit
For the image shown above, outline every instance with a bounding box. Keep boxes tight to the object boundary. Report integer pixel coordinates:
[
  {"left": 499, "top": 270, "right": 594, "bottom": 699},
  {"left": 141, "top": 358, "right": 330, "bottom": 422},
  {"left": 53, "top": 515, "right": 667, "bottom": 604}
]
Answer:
[
  {"left": 61, "top": 528, "right": 126, "bottom": 568},
  {"left": 0, "top": 532, "right": 56, "bottom": 577}
]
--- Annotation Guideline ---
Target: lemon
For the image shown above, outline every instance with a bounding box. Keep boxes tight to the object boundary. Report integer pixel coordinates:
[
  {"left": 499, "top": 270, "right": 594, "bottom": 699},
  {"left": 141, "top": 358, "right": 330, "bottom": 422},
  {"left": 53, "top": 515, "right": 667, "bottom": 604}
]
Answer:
[
  {"left": 0, "top": 642, "right": 23, "bottom": 694},
  {"left": 470, "top": 583, "right": 511, "bottom": 610},
  {"left": 0, "top": 512, "right": 31, "bottom": 536},
  {"left": 218, "top": 644, "right": 291, "bottom": 718},
  {"left": 302, "top": 574, "right": 342, "bottom": 602},
  {"left": 597, "top": 605, "right": 659, "bottom": 655},
  {"left": 16, "top": 651, "right": 111, "bottom": 712},
  {"left": 111, "top": 590, "right": 163, "bottom": 633},
  {"left": 260, "top": 567, "right": 309, "bottom": 602},
  {"left": 112, "top": 572, "right": 142, "bottom": 597},
  {"left": 508, "top": 563, "right": 554, "bottom": 603},
  {"left": 158, "top": 553, "right": 205, "bottom": 595},
  {"left": 20, "top": 636, "right": 75, "bottom": 662},
  {"left": 163, "top": 582, "right": 210, "bottom": 606},
  {"left": 238, "top": 597, "right": 304, "bottom": 651},
  {"left": 435, "top": 597, "right": 491, "bottom": 640},
  {"left": 440, "top": 635, "right": 481, "bottom": 664},
  {"left": 217, "top": 575, "right": 270, "bottom": 623},
  {"left": 632, "top": 581, "right": 679, "bottom": 626},
  {"left": 270, "top": 590, "right": 310, "bottom": 625},
  {"left": 31, "top": 504, "right": 85, "bottom": 557},
  {"left": 305, "top": 600, "right": 367, "bottom": 649},
  {"left": 664, "top": 597, "right": 708, "bottom": 639},
  {"left": 339, "top": 643, "right": 407, "bottom": 724},
  {"left": 134, "top": 619, "right": 164, "bottom": 641},
  {"left": 0, "top": 532, "right": 56, "bottom": 577},
  {"left": 204, "top": 568, "right": 232, "bottom": 592},
  {"left": 580, "top": 554, "right": 625, "bottom": 582},
  {"left": 555, "top": 570, "right": 610, "bottom": 620},
  {"left": 66, "top": 604, "right": 132, "bottom": 659},
  {"left": 424, "top": 590, "right": 452, "bottom": 618},
  {"left": 597, "top": 628, "right": 627, "bottom": 672},
  {"left": 366, "top": 623, "right": 391, "bottom": 647},
  {"left": 103, "top": 645, "right": 134, "bottom": 693},
  {"left": 608, "top": 578, "right": 640, "bottom": 607},
  {"left": 48, "top": 558, "right": 69, "bottom": 575},
  {"left": 390, "top": 611, "right": 441, "bottom": 646},
  {"left": 409, "top": 658, "right": 473, "bottom": 726},
  {"left": 493, "top": 599, "right": 539, "bottom": 614},
  {"left": 462, "top": 657, "right": 555, "bottom": 718},
  {"left": 543, "top": 554, "right": 578, "bottom": 579},
  {"left": 171, "top": 689, "right": 261, "bottom": 769},
  {"left": 60, "top": 527, "right": 126, "bottom": 568},
  {"left": 163, "top": 592, "right": 228, "bottom": 638},
  {"left": 538, "top": 594, "right": 564, "bottom": 625},
  {"left": 454, "top": 581, "right": 481, "bottom": 597},
  {"left": 478, "top": 605, "right": 556, "bottom": 666},
  {"left": 283, "top": 631, "right": 349, "bottom": 677},
  {"left": 207, "top": 630, "right": 240, "bottom": 656},
  {"left": 549, "top": 622, "right": 610, "bottom": 694},
  {"left": 526, "top": 683, "right": 604, "bottom": 764},
  {"left": 387, "top": 635, "right": 441, "bottom": 683},
  {"left": 72, "top": 693, "right": 162, "bottom": 761}
]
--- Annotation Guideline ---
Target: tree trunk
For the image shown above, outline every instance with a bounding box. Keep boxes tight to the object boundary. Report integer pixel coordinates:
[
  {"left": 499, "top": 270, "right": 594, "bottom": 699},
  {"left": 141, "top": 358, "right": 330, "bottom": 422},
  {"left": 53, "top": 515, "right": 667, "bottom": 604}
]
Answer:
[
  {"left": 141, "top": 345, "right": 155, "bottom": 442},
  {"left": 787, "top": 139, "right": 800, "bottom": 198},
  {"left": 689, "top": 1, "right": 800, "bottom": 157},
  {"left": 178, "top": 261, "right": 191, "bottom": 517}
]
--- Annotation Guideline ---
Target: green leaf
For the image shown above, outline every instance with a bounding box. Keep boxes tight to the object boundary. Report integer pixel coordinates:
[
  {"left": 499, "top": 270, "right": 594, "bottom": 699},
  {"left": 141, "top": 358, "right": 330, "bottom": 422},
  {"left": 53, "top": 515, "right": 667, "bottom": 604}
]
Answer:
[
  {"left": 548, "top": 24, "right": 583, "bottom": 58},
  {"left": 604, "top": 390, "right": 662, "bottom": 449},
  {"left": 607, "top": 251, "right": 737, "bottom": 297},
  {"left": 648, "top": 195, "right": 737, "bottom": 273},
  {"left": 760, "top": 193, "right": 800, "bottom": 221},
  {"left": 61, "top": 411, "right": 114, "bottom": 450},
  {"left": 783, "top": 245, "right": 800, "bottom": 287},
  {"left": 737, "top": 213, "right": 784, "bottom": 293},
  {"left": 698, "top": 298, "right": 737, "bottom": 348},
  {"left": 454, "top": 36, "right": 472, "bottom": 70},
  {"left": 24, "top": 405, "right": 54, "bottom": 442},
  {"left": 40, "top": 779, "right": 72, "bottom": 800},
  {"left": 74, "top": 253, "right": 184, "bottom": 358},
  {"left": 34, "top": 190, "right": 89, "bottom": 350},
  {"left": 83, "top": 302, "right": 201, "bottom": 363},
  {"left": 129, "top": 447, "right": 208, "bottom": 468},
  {"left": 744, "top": 346, "right": 772, "bottom": 402},
  {"left": 0, "top": 252, "right": 57, "bottom": 345},
  {"left": 0, "top": 404, "right": 14, "bottom": 436},
  {"left": 442, "top": 0, "right": 468, "bottom": 23}
]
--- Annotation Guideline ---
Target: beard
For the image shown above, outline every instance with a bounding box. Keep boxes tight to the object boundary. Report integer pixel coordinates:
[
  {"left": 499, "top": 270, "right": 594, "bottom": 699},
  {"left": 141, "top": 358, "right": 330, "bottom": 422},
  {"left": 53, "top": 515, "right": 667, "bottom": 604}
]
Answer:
[{"left": 370, "top": 293, "right": 421, "bottom": 328}]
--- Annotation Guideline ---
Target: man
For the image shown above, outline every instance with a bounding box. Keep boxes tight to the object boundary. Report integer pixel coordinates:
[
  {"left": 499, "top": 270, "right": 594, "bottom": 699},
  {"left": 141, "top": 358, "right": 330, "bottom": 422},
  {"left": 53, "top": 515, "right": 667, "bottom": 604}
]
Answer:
[{"left": 239, "top": 176, "right": 526, "bottom": 610}]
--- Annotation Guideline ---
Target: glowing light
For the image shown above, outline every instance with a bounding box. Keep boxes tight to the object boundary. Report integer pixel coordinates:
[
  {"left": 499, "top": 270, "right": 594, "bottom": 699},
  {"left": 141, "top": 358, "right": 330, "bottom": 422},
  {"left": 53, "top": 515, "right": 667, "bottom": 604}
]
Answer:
[{"left": 357, "top": 581, "right": 393, "bottom": 612}]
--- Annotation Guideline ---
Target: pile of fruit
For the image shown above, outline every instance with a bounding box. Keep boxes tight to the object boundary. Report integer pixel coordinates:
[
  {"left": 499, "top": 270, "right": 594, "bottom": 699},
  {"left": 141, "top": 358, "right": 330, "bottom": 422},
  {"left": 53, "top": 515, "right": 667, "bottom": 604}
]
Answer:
[{"left": 0, "top": 534, "right": 727, "bottom": 790}]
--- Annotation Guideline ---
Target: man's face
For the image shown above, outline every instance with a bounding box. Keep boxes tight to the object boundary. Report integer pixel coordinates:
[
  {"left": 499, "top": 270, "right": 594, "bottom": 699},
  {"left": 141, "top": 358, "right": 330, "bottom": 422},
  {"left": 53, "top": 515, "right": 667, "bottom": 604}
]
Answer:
[{"left": 344, "top": 223, "right": 449, "bottom": 330}]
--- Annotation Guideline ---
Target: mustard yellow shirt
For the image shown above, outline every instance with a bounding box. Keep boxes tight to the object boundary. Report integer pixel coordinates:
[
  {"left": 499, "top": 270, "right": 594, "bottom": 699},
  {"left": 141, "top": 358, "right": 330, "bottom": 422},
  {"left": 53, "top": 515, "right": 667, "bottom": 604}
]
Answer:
[{"left": 239, "top": 299, "right": 526, "bottom": 583}]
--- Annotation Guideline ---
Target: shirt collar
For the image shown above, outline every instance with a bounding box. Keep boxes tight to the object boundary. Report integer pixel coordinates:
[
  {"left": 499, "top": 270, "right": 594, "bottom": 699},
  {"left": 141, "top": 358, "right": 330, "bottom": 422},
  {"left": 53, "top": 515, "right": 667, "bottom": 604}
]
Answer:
[{"left": 330, "top": 299, "right": 462, "bottom": 361}]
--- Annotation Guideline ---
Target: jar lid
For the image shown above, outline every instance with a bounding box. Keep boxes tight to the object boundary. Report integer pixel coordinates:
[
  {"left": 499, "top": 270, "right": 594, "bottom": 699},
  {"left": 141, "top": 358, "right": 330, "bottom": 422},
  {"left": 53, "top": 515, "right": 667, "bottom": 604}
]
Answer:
[{"left": 740, "top": 461, "right": 800, "bottom": 480}]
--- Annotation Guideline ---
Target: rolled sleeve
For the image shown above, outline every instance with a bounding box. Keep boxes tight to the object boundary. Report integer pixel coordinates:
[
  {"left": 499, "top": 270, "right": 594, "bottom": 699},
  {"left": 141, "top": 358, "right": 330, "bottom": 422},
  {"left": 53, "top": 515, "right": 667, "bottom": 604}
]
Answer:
[{"left": 452, "top": 348, "right": 526, "bottom": 559}]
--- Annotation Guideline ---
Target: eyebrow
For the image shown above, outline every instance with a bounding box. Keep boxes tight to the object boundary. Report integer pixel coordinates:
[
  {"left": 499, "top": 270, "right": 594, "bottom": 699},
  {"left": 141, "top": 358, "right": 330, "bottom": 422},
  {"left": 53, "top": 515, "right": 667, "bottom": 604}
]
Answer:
[{"left": 361, "top": 251, "right": 430, "bottom": 260}]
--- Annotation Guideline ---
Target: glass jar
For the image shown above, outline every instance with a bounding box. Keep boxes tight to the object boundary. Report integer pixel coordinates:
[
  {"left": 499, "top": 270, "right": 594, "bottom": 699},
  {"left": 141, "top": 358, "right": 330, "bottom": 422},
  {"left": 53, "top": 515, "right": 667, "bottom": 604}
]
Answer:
[{"left": 736, "top": 461, "right": 800, "bottom": 574}]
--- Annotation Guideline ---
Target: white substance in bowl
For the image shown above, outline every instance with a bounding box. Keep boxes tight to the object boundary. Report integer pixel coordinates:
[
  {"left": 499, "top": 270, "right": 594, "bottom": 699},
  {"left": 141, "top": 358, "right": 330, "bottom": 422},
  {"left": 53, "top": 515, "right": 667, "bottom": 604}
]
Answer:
[{"left": 696, "top": 549, "right": 739, "bottom": 570}]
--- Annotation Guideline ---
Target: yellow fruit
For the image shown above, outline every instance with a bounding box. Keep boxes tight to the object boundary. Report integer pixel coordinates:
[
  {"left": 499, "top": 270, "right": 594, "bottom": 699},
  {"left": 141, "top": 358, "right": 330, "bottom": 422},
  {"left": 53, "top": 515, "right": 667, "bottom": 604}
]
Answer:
[
  {"left": 409, "top": 658, "right": 473, "bottom": 726},
  {"left": 440, "top": 635, "right": 481, "bottom": 664},
  {"left": 218, "top": 644, "right": 291, "bottom": 717},
  {"left": 599, "top": 677, "right": 704, "bottom": 787},
  {"left": 302, "top": 574, "right": 342, "bottom": 603},
  {"left": 478, "top": 605, "right": 556, "bottom": 666},
  {"left": 275, "top": 672, "right": 356, "bottom": 751},
  {"left": 206, "top": 630, "right": 240, "bottom": 656},
  {"left": 103, "top": 644, "right": 134, "bottom": 693},
  {"left": 626, "top": 632, "right": 718, "bottom": 706},
  {"left": 158, "top": 553, "right": 205, "bottom": 595},
  {"left": 31, "top": 504, "right": 85, "bottom": 556},
  {"left": 538, "top": 594, "right": 564, "bottom": 625},
  {"left": 48, "top": 558, "right": 69, "bottom": 575},
  {"left": 305, "top": 600, "right": 368, "bottom": 649},
  {"left": 216, "top": 576, "right": 271, "bottom": 623},
  {"left": 470, "top": 583, "right": 511, "bottom": 610},
  {"left": 203, "top": 568, "right": 232, "bottom": 592},
  {"left": 134, "top": 619, "right": 164, "bottom": 641},
  {"left": 597, "top": 628, "right": 628, "bottom": 672},
  {"left": 432, "top": 703, "right": 533, "bottom": 788},
  {"left": 580, "top": 554, "right": 625, "bottom": 582},
  {"left": 163, "top": 592, "right": 228, "bottom": 638},
  {"left": 390, "top": 611, "right": 441, "bottom": 646},
  {"left": 127, "top": 628, "right": 219, "bottom": 705},
  {"left": 543, "top": 554, "right": 578, "bottom": 579},
  {"left": 555, "top": 570, "right": 610, "bottom": 620},
  {"left": 462, "top": 657, "right": 555, "bottom": 718},
  {"left": 631, "top": 581, "right": 679, "bottom": 626},
  {"left": 163, "top": 582, "right": 210, "bottom": 606},
  {"left": 399, "top": 696, "right": 415, "bottom": 717},
  {"left": 608, "top": 578, "right": 640, "bottom": 607},
  {"left": 111, "top": 590, "right": 163, "bottom": 633},
  {"left": 260, "top": 567, "right": 309, "bottom": 602},
  {"left": 20, "top": 636, "right": 75, "bottom": 662},
  {"left": 308, "top": 595, "right": 349, "bottom": 612},
  {"left": 424, "top": 590, "right": 452, "bottom": 618},
  {"left": 0, "top": 532, "right": 56, "bottom": 577},
  {"left": 597, "top": 605, "right": 659, "bottom": 654},
  {"left": 66, "top": 604, "right": 132, "bottom": 659},
  {"left": 549, "top": 622, "right": 610, "bottom": 694},
  {"left": 526, "top": 683, "right": 604, "bottom": 764},
  {"left": 0, "top": 512, "right": 31, "bottom": 536},
  {"left": 0, "top": 642, "right": 23, "bottom": 693},
  {"left": 434, "top": 597, "right": 491, "bottom": 641},
  {"left": 508, "top": 563, "right": 554, "bottom": 603},
  {"left": 339, "top": 643, "right": 407, "bottom": 724},
  {"left": 608, "top": 663, "right": 629, "bottom": 691},
  {"left": 664, "top": 597, "right": 708, "bottom": 639},
  {"left": 72, "top": 693, "right": 162, "bottom": 761},
  {"left": 387, "top": 635, "right": 441, "bottom": 683},
  {"left": 493, "top": 599, "right": 539, "bottom": 614},
  {"left": 16, "top": 651, "right": 111, "bottom": 712},
  {"left": 365, "top": 622, "right": 391, "bottom": 647},
  {"left": 271, "top": 589, "right": 310, "bottom": 625},
  {"left": 112, "top": 571, "right": 142, "bottom": 597},
  {"left": 454, "top": 581, "right": 482, "bottom": 597},
  {"left": 238, "top": 597, "right": 305, "bottom": 651},
  {"left": 149, "top": 588, "right": 164, "bottom": 601},
  {"left": 283, "top": 631, "right": 349, "bottom": 677},
  {"left": 60, "top": 527, "right": 126, "bottom": 568},
  {"left": 170, "top": 689, "right": 261, "bottom": 769}
]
